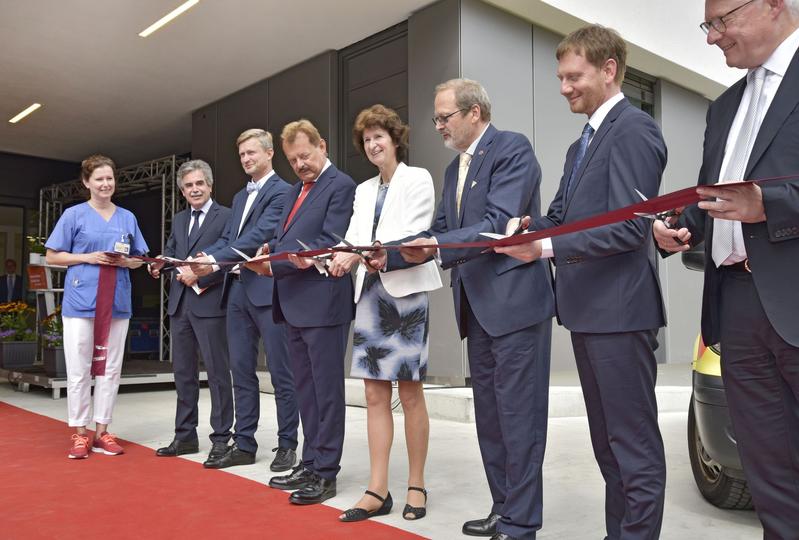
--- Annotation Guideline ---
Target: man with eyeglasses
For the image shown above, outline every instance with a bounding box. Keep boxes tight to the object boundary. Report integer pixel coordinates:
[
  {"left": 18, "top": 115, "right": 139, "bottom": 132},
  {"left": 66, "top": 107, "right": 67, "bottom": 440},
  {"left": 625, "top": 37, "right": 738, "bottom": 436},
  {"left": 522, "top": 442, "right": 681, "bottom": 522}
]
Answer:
[
  {"left": 370, "top": 78, "right": 554, "bottom": 540},
  {"left": 654, "top": 1, "right": 799, "bottom": 537}
]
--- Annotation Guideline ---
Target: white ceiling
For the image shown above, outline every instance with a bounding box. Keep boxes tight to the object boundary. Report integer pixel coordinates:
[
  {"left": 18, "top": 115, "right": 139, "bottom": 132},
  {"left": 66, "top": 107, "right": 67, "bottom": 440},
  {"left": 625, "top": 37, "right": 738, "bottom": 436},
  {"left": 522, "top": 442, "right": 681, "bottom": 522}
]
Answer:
[{"left": 0, "top": 0, "right": 433, "bottom": 165}]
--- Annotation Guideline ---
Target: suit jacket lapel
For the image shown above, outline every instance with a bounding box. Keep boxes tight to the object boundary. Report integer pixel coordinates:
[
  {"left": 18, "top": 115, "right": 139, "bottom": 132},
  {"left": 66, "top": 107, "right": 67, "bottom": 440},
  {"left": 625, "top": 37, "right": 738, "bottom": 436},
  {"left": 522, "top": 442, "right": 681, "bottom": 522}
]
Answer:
[
  {"left": 705, "top": 81, "right": 747, "bottom": 185},
  {"left": 564, "top": 100, "right": 627, "bottom": 213},
  {"left": 746, "top": 49, "right": 799, "bottom": 178},
  {"left": 457, "top": 125, "right": 496, "bottom": 227},
  {"left": 187, "top": 202, "right": 218, "bottom": 254},
  {"left": 280, "top": 166, "right": 335, "bottom": 237},
  {"left": 176, "top": 210, "right": 190, "bottom": 258},
  {"left": 238, "top": 179, "right": 276, "bottom": 234}
]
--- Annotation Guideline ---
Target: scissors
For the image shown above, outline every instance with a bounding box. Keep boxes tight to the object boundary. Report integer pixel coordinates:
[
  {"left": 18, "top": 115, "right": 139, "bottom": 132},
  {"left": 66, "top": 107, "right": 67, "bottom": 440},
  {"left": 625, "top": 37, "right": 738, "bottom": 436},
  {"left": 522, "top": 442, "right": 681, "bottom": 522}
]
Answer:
[
  {"left": 331, "top": 232, "right": 375, "bottom": 264},
  {"left": 296, "top": 239, "right": 334, "bottom": 275},
  {"left": 632, "top": 188, "right": 686, "bottom": 245}
]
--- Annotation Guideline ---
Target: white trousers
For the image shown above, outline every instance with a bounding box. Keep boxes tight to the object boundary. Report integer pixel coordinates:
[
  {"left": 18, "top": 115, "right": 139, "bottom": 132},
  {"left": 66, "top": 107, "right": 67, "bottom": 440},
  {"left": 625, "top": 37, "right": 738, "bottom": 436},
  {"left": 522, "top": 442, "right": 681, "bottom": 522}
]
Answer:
[{"left": 62, "top": 316, "right": 129, "bottom": 427}]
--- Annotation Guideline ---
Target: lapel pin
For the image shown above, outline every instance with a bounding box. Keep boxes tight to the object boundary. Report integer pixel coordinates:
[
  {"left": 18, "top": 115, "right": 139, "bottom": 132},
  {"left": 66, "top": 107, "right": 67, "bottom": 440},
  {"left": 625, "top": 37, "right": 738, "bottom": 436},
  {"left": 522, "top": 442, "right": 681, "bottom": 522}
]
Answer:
[
  {"left": 478, "top": 150, "right": 484, "bottom": 156},
  {"left": 471, "top": 181, "right": 478, "bottom": 188}
]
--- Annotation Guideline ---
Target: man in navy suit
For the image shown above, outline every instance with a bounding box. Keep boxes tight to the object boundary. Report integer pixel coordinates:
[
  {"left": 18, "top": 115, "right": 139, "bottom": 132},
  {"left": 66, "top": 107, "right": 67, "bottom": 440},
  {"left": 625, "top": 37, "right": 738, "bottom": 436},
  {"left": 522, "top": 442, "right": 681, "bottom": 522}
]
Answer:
[
  {"left": 192, "top": 129, "right": 299, "bottom": 472},
  {"left": 372, "top": 79, "right": 554, "bottom": 540},
  {"left": 148, "top": 160, "right": 233, "bottom": 464},
  {"left": 246, "top": 119, "right": 355, "bottom": 505},
  {"left": 498, "top": 26, "right": 667, "bottom": 540},
  {"left": 655, "top": 2, "right": 799, "bottom": 536},
  {"left": 1, "top": 259, "right": 23, "bottom": 303}
]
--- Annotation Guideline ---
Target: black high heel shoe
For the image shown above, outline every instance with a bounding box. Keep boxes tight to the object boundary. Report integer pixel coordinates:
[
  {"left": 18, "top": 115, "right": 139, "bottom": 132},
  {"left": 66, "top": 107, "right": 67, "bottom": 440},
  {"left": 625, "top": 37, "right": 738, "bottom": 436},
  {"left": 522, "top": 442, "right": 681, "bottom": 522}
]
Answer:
[
  {"left": 403, "top": 486, "right": 427, "bottom": 520},
  {"left": 338, "top": 490, "right": 393, "bottom": 522}
]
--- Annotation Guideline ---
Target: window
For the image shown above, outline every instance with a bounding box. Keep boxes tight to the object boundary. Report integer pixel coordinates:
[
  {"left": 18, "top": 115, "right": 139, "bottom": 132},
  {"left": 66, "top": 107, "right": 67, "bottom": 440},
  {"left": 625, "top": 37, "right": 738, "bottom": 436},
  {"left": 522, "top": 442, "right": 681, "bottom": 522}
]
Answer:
[{"left": 623, "top": 67, "right": 656, "bottom": 117}]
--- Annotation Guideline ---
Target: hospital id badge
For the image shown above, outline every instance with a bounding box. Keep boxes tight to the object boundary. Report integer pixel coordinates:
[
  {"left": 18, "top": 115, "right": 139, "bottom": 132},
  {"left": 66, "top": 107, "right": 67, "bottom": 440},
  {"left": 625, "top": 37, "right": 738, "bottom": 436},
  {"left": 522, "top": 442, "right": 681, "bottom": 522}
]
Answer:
[{"left": 114, "top": 234, "right": 131, "bottom": 255}]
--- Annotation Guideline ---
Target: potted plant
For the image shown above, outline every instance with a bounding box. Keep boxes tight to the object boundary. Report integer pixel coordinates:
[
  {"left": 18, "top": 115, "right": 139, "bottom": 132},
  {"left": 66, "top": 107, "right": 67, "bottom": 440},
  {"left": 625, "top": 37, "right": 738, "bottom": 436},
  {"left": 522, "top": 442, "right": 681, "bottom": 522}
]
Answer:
[
  {"left": 27, "top": 235, "right": 46, "bottom": 264},
  {"left": 42, "top": 307, "right": 66, "bottom": 378},
  {"left": 0, "top": 301, "right": 37, "bottom": 369}
]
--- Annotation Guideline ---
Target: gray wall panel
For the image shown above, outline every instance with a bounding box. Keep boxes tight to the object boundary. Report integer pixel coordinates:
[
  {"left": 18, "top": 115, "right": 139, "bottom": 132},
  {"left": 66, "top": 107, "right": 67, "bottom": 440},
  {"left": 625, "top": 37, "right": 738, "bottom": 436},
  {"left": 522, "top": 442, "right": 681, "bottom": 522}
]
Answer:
[
  {"left": 191, "top": 104, "right": 218, "bottom": 178},
  {"left": 657, "top": 80, "right": 709, "bottom": 363},
  {"left": 409, "top": 0, "right": 465, "bottom": 379},
  {"left": 461, "top": 0, "right": 534, "bottom": 141}
]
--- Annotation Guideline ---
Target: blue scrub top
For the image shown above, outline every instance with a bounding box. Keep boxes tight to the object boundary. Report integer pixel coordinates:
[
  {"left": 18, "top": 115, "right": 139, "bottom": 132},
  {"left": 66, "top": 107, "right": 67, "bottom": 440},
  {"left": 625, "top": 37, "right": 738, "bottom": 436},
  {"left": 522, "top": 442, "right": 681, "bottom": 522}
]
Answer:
[{"left": 45, "top": 202, "right": 149, "bottom": 318}]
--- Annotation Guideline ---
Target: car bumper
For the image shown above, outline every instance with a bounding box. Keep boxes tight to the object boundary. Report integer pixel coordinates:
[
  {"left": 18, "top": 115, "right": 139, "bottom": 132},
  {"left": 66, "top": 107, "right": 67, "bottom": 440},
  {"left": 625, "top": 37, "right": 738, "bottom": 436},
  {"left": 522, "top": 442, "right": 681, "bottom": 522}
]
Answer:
[{"left": 692, "top": 372, "right": 745, "bottom": 475}]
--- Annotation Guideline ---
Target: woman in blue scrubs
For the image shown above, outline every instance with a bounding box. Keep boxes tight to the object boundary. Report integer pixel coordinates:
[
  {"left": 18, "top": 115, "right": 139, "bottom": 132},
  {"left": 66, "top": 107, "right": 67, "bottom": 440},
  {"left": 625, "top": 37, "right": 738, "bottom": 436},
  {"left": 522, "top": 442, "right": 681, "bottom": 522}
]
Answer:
[{"left": 45, "top": 154, "right": 148, "bottom": 459}]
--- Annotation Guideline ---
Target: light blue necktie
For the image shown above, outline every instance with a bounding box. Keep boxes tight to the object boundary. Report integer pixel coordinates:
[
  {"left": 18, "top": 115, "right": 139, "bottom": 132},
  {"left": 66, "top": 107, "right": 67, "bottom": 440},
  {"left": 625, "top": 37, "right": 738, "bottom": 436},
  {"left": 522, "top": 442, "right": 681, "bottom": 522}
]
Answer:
[
  {"left": 246, "top": 181, "right": 259, "bottom": 194},
  {"left": 565, "top": 123, "right": 594, "bottom": 199}
]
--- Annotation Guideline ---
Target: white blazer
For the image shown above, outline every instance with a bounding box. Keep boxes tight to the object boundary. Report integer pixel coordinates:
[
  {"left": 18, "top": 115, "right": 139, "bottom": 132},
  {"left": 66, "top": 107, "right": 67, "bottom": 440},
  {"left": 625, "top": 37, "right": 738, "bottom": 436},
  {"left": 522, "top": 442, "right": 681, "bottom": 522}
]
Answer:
[{"left": 345, "top": 162, "right": 443, "bottom": 303}]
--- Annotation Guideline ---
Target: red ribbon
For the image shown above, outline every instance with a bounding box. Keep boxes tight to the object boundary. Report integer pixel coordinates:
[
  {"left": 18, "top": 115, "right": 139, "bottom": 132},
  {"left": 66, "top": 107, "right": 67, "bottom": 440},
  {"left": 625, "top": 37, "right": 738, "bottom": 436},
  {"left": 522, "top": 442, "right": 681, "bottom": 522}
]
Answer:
[
  {"left": 127, "top": 175, "right": 797, "bottom": 265},
  {"left": 91, "top": 265, "right": 117, "bottom": 377}
]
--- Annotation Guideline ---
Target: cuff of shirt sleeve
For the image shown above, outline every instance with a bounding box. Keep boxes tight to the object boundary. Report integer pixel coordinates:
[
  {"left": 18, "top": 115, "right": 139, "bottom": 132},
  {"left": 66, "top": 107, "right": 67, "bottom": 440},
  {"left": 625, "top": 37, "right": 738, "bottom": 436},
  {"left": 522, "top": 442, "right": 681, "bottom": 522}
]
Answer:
[{"left": 540, "top": 237, "right": 554, "bottom": 259}]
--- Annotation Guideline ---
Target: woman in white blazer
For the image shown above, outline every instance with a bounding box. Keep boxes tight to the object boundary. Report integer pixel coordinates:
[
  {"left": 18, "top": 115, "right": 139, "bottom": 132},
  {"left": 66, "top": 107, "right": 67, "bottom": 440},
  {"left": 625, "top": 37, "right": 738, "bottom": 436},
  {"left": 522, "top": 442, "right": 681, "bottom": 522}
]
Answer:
[{"left": 330, "top": 105, "right": 442, "bottom": 522}]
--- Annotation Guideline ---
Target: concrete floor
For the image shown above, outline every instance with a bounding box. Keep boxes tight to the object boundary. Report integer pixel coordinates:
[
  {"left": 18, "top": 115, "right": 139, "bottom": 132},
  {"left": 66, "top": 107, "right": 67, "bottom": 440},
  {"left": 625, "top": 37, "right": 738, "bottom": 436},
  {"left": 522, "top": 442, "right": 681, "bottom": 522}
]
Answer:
[{"left": 0, "top": 381, "right": 763, "bottom": 540}]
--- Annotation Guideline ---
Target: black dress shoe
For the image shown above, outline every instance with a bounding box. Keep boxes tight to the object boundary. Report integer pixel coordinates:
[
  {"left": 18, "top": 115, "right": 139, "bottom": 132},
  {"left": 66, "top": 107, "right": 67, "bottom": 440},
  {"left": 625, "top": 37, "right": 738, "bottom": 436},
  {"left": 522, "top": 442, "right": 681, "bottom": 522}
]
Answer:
[
  {"left": 268, "top": 465, "right": 315, "bottom": 490},
  {"left": 289, "top": 476, "right": 336, "bottom": 505},
  {"left": 490, "top": 534, "right": 518, "bottom": 540},
  {"left": 270, "top": 447, "right": 297, "bottom": 472},
  {"left": 203, "top": 441, "right": 229, "bottom": 465},
  {"left": 463, "top": 512, "right": 501, "bottom": 537},
  {"left": 202, "top": 444, "right": 255, "bottom": 469},
  {"left": 155, "top": 439, "right": 199, "bottom": 457}
]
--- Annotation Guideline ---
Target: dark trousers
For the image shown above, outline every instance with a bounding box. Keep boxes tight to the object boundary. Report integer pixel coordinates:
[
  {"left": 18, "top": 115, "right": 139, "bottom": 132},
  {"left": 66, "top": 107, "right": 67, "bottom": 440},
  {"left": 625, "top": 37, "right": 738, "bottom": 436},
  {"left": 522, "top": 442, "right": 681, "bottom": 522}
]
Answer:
[
  {"left": 170, "top": 300, "right": 233, "bottom": 444},
  {"left": 719, "top": 270, "right": 799, "bottom": 540},
  {"left": 466, "top": 300, "right": 551, "bottom": 540},
  {"left": 571, "top": 330, "right": 666, "bottom": 540},
  {"left": 227, "top": 280, "right": 298, "bottom": 454},
  {"left": 286, "top": 322, "right": 349, "bottom": 481}
]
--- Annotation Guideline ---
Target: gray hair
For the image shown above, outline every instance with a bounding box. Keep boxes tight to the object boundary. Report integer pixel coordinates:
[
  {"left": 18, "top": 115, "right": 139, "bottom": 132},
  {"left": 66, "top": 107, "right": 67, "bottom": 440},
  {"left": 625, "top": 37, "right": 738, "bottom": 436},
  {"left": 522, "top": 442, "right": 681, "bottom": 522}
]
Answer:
[
  {"left": 435, "top": 78, "right": 492, "bottom": 122},
  {"left": 176, "top": 159, "right": 214, "bottom": 188},
  {"left": 237, "top": 128, "right": 273, "bottom": 150}
]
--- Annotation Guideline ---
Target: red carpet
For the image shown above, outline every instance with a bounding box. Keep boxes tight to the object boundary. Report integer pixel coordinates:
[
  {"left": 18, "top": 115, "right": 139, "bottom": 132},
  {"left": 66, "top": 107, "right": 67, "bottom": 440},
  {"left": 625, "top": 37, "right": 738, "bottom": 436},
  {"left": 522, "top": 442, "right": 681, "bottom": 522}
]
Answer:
[{"left": 1, "top": 402, "right": 426, "bottom": 540}]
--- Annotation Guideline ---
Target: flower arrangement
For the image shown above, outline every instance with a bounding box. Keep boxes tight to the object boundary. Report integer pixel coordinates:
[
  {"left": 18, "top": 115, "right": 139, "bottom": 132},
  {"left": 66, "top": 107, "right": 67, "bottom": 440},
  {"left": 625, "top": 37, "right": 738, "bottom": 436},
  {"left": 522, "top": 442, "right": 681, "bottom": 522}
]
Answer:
[
  {"left": 26, "top": 235, "right": 46, "bottom": 255},
  {"left": 41, "top": 306, "right": 63, "bottom": 348},
  {"left": 0, "top": 301, "right": 36, "bottom": 342}
]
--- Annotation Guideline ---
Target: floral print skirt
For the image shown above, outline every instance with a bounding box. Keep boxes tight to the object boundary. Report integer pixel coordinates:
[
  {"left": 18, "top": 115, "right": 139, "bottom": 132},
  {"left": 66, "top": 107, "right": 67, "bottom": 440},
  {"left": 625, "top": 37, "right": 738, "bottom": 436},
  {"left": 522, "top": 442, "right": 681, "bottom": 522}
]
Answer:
[{"left": 350, "top": 273, "right": 429, "bottom": 382}]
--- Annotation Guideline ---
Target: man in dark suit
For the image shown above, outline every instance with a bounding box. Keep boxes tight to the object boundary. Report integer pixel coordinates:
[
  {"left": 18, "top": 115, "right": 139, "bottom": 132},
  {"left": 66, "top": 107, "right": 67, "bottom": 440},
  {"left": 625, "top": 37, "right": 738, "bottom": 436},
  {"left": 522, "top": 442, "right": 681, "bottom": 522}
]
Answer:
[
  {"left": 1, "top": 259, "right": 23, "bottom": 302},
  {"left": 192, "top": 129, "right": 299, "bottom": 472},
  {"left": 498, "top": 26, "right": 668, "bottom": 540},
  {"left": 148, "top": 160, "right": 233, "bottom": 464},
  {"left": 246, "top": 119, "right": 355, "bottom": 506},
  {"left": 371, "top": 79, "right": 554, "bottom": 540},
  {"left": 655, "top": 2, "right": 799, "bottom": 536}
]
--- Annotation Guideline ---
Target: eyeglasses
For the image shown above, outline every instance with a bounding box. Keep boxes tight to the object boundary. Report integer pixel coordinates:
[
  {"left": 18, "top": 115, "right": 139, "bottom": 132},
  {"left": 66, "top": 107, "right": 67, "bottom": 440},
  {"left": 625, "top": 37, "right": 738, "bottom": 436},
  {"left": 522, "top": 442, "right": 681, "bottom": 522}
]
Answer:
[
  {"left": 432, "top": 108, "right": 469, "bottom": 126},
  {"left": 700, "top": 0, "right": 756, "bottom": 34}
]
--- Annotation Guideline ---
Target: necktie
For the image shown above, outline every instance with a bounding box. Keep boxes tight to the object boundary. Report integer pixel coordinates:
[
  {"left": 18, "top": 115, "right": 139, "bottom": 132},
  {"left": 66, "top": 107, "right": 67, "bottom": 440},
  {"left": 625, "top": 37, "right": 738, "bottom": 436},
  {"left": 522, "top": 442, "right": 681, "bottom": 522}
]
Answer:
[
  {"left": 712, "top": 67, "right": 767, "bottom": 267},
  {"left": 456, "top": 152, "right": 471, "bottom": 215},
  {"left": 6, "top": 275, "right": 12, "bottom": 302},
  {"left": 188, "top": 209, "right": 202, "bottom": 244},
  {"left": 246, "top": 181, "right": 260, "bottom": 194},
  {"left": 565, "top": 123, "right": 594, "bottom": 199},
  {"left": 284, "top": 182, "right": 314, "bottom": 230}
]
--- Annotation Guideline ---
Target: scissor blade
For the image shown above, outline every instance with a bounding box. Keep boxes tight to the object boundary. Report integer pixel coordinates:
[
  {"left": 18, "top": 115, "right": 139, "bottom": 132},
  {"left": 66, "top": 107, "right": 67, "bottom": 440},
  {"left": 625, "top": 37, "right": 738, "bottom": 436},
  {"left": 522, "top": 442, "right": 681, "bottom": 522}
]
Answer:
[
  {"left": 331, "top": 232, "right": 355, "bottom": 247},
  {"left": 296, "top": 239, "right": 312, "bottom": 251},
  {"left": 634, "top": 188, "right": 649, "bottom": 202},
  {"left": 633, "top": 212, "right": 657, "bottom": 219},
  {"left": 230, "top": 247, "right": 252, "bottom": 261}
]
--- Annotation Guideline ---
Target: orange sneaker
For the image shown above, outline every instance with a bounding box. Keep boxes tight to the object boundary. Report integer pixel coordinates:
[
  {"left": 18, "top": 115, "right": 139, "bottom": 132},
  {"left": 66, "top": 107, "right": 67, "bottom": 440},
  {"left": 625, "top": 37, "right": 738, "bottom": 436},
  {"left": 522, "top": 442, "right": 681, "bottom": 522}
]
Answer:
[
  {"left": 92, "top": 432, "right": 124, "bottom": 455},
  {"left": 68, "top": 433, "right": 91, "bottom": 459}
]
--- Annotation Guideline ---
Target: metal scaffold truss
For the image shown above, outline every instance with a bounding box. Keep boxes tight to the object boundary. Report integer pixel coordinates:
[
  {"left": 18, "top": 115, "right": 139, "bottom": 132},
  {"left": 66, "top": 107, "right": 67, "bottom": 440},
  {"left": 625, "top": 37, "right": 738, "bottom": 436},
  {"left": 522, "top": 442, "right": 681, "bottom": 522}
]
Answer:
[{"left": 38, "top": 155, "right": 187, "bottom": 363}]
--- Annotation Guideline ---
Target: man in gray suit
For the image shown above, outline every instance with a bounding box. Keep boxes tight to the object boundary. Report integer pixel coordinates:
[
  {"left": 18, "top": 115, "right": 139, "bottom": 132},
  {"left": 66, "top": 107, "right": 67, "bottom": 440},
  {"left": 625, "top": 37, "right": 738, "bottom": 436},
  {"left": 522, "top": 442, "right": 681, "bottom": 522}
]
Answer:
[
  {"left": 498, "top": 26, "right": 667, "bottom": 540},
  {"left": 149, "top": 160, "right": 233, "bottom": 465},
  {"left": 655, "top": 1, "right": 799, "bottom": 536}
]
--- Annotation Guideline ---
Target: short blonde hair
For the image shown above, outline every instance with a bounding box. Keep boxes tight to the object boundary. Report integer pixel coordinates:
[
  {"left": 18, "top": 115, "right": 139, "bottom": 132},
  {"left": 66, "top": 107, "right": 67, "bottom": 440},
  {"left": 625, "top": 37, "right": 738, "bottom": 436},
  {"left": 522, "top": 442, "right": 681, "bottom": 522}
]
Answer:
[
  {"left": 236, "top": 128, "right": 273, "bottom": 150},
  {"left": 556, "top": 25, "right": 627, "bottom": 85},
  {"left": 281, "top": 119, "right": 322, "bottom": 146}
]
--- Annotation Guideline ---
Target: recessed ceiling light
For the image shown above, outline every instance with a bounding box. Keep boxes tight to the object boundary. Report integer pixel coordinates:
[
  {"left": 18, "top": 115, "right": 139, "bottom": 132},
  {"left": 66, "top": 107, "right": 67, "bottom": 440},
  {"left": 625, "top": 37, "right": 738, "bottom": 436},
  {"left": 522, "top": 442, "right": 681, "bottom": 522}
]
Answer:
[
  {"left": 138, "top": 0, "right": 200, "bottom": 38},
  {"left": 9, "top": 103, "right": 42, "bottom": 124}
]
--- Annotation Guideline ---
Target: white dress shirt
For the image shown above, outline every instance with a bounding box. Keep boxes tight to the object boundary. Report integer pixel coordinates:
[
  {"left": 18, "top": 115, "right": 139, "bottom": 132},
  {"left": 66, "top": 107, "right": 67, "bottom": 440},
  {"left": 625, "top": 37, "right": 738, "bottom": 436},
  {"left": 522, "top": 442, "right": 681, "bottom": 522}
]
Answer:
[
  {"left": 188, "top": 197, "right": 214, "bottom": 233},
  {"left": 716, "top": 26, "right": 799, "bottom": 264}
]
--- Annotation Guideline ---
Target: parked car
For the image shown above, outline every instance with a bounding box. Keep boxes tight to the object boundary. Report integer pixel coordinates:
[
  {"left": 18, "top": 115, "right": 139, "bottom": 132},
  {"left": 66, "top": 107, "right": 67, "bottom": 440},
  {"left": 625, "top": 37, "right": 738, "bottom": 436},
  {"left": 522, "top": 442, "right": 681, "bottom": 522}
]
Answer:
[{"left": 682, "top": 246, "right": 753, "bottom": 509}]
